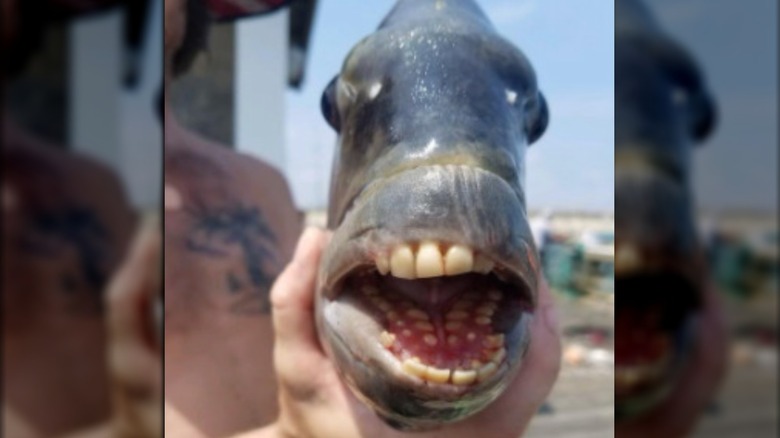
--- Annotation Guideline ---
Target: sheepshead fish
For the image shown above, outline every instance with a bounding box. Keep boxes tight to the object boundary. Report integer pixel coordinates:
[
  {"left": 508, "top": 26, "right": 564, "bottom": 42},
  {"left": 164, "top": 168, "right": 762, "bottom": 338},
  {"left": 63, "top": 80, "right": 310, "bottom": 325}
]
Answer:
[{"left": 315, "top": 0, "right": 548, "bottom": 430}]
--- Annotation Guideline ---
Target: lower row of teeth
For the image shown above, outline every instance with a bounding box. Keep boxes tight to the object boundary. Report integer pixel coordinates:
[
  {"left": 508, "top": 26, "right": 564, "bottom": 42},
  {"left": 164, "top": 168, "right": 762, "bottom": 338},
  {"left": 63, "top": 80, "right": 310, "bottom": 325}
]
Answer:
[{"left": 395, "top": 348, "right": 507, "bottom": 385}]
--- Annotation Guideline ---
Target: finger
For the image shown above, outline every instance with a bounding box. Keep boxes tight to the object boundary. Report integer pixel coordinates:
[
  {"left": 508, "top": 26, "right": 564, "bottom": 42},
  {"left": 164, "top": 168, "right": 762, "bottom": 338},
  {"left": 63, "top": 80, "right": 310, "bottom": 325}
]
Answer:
[
  {"left": 271, "top": 228, "right": 331, "bottom": 371},
  {"left": 501, "top": 278, "right": 562, "bottom": 423}
]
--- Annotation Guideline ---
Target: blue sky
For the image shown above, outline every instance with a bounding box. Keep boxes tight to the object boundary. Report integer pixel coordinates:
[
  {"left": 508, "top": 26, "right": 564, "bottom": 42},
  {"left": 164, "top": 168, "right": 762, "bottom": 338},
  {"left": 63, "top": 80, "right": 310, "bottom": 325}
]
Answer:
[{"left": 285, "top": 0, "right": 615, "bottom": 212}]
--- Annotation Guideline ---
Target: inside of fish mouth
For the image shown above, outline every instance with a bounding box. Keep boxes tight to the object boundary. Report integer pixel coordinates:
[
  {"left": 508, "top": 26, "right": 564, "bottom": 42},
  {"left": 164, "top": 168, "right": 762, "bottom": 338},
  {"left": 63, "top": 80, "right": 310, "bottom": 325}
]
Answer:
[
  {"left": 335, "top": 267, "right": 532, "bottom": 386},
  {"left": 614, "top": 272, "right": 699, "bottom": 392}
]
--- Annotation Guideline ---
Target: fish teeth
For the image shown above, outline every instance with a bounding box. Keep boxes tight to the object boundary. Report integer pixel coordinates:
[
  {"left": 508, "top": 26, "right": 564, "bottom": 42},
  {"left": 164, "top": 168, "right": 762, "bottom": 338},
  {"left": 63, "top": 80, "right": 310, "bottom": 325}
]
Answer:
[
  {"left": 475, "top": 316, "right": 492, "bottom": 326},
  {"left": 405, "top": 308, "right": 429, "bottom": 320},
  {"left": 483, "top": 334, "right": 505, "bottom": 349},
  {"left": 452, "top": 369, "right": 477, "bottom": 385},
  {"left": 477, "top": 362, "right": 498, "bottom": 381},
  {"left": 381, "top": 243, "right": 496, "bottom": 279},
  {"left": 375, "top": 253, "right": 390, "bottom": 275},
  {"left": 476, "top": 304, "right": 496, "bottom": 316},
  {"left": 615, "top": 244, "right": 641, "bottom": 274},
  {"left": 416, "top": 241, "right": 444, "bottom": 278},
  {"left": 402, "top": 357, "right": 427, "bottom": 378},
  {"left": 445, "top": 321, "right": 463, "bottom": 331},
  {"left": 390, "top": 245, "right": 416, "bottom": 279},
  {"left": 415, "top": 321, "right": 435, "bottom": 331},
  {"left": 446, "top": 310, "right": 469, "bottom": 320},
  {"left": 490, "top": 348, "right": 507, "bottom": 364},
  {"left": 425, "top": 366, "right": 451, "bottom": 383},
  {"left": 423, "top": 334, "right": 438, "bottom": 346},
  {"left": 379, "top": 331, "right": 396, "bottom": 348},
  {"left": 444, "top": 245, "right": 474, "bottom": 276},
  {"left": 473, "top": 254, "right": 495, "bottom": 274}
]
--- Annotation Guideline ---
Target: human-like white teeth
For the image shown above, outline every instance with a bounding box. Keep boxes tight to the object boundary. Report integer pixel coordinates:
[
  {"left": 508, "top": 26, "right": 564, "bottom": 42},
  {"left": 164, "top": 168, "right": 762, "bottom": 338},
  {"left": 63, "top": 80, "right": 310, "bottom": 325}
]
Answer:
[
  {"left": 483, "top": 334, "right": 505, "bottom": 349},
  {"left": 615, "top": 368, "right": 641, "bottom": 388},
  {"left": 402, "top": 357, "right": 427, "bottom": 378},
  {"left": 390, "top": 245, "right": 416, "bottom": 279},
  {"left": 475, "top": 316, "right": 492, "bottom": 326},
  {"left": 415, "top": 321, "right": 435, "bottom": 331},
  {"left": 423, "top": 334, "right": 438, "bottom": 346},
  {"left": 615, "top": 245, "right": 641, "bottom": 274},
  {"left": 491, "top": 348, "right": 507, "bottom": 364},
  {"left": 376, "top": 253, "right": 390, "bottom": 275},
  {"left": 446, "top": 310, "right": 469, "bottom": 320},
  {"left": 406, "top": 308, "right": 428, "bottom": 320},
  {"left": 425, "top": 366, "right": 452, "bottom": 383},
  {"left": 477, "top": 362, "right": 498, "bottom": 381},
  {"left": 379, "top": 331, "right": 396, "bottom": 348},
  {"left": 444, "top": 245, "right": 473, "bottom": 276},
  {"left": 416, "top": 241, "right": 444, "bottom": 278},
  {"left": 452, "top": 369, "right": 477, "bottom": 385},
  {"left": 473, "top": 255, "right": 495, "bottom": 274}
]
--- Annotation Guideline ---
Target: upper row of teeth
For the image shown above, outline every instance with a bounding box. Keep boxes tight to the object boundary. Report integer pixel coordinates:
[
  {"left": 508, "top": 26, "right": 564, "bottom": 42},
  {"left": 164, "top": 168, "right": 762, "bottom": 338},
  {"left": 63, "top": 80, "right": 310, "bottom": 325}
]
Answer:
[{"left": 376, "top": 242, "right": 495, "bottom": 279}]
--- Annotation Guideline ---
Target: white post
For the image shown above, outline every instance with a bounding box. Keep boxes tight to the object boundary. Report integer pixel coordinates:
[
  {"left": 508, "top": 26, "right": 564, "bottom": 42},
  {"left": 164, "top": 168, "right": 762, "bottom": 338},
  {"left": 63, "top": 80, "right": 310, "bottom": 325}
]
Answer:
[
  {"left": 69, "top": 10, "right": 121, "bottom": 167},
  {"left": 70, "top": 4, "right": 162, "bottom": 209},
  {"left": 235, "top": 9, "right": 289, "bottom": 174}
]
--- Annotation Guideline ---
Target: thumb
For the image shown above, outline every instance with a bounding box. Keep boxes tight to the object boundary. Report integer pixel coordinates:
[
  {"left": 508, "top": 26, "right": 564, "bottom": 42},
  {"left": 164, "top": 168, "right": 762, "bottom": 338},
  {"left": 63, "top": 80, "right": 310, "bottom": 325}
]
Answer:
[{"left": 271, "top": 228, "right": 331, "bottom": 373}]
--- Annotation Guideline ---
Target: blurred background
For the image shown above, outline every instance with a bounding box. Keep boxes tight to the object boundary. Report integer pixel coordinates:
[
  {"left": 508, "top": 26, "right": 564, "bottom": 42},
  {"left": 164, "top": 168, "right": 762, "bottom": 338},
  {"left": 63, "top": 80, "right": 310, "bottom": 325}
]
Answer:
[
  {"left": 650, "top": 0, "right": 777, "bottom": 436},
  {"left": 3, "top": 0, "right": 160, "bottom": 435}
]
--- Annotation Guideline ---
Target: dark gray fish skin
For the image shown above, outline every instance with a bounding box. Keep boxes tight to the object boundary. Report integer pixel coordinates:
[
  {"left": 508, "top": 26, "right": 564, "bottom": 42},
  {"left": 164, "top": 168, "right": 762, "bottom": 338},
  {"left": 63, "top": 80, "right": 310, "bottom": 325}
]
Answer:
[
  {"left": 615, "top": 0, "right": 716, "bottom": 421},
  {"left": 314, "top": 0, "right": 547, "bottom": 430}
]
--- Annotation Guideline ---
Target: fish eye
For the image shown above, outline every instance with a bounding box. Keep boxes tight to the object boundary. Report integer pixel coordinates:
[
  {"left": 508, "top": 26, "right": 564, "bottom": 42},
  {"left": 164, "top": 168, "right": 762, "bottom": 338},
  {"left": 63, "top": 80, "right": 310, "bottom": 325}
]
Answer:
[
  {"left": 524, "top": 91, "right": 549, "bottom": 145},
  {"left": 321, "top": 76, "right": 341, "bottom": 132}
]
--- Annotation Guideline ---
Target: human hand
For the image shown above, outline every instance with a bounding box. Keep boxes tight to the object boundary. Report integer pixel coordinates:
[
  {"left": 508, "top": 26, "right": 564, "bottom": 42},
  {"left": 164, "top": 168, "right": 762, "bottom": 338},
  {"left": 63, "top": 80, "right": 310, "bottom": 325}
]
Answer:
[
  {"left": 615, "top": 283, "right": 728, "bottom": 438},
  {"left": 262, "top": 227, "right": 561, "bottom": 438}
]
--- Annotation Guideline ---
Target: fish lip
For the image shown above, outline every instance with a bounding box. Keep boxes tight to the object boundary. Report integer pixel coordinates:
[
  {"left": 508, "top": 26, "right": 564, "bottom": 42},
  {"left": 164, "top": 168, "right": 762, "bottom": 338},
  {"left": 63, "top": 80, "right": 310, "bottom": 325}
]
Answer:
[
  {"left": 317, "top": 287, "right": 533, "bottom": 410},
  {"left": 319, "top": 164, "right": 540, "bottom": 303},
  {"left": 323, "top": 241, "right": 536, "bottom": 305},
  {"left": 317, "top": 248, "right": 535, "bottom": 400}
]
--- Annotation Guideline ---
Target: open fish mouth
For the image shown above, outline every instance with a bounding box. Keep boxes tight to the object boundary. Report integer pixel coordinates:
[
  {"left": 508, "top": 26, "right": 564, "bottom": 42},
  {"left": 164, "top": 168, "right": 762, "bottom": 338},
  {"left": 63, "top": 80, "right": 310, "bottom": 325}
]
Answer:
[
  {"left": 614, "top": 265, "right": 701, "bottom": 418},
  {"left": 327, "top": 241, "right": 533, "bottom": 388},
  {"left": 316, "top": 166, "right": 538, "bottom": 428}
]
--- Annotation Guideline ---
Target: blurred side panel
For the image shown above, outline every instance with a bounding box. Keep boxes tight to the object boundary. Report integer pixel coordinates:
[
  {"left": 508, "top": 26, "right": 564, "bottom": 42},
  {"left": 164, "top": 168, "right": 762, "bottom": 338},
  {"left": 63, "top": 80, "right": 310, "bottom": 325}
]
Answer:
[
  {"left": 650, "top": 0, "right": 778, "bottom": 436},
  {"left": 615, "top": 0, "right": 777, "bottom": 436},
  {"left": 3, "top": 0, "right": 162, "bottom": 436}
]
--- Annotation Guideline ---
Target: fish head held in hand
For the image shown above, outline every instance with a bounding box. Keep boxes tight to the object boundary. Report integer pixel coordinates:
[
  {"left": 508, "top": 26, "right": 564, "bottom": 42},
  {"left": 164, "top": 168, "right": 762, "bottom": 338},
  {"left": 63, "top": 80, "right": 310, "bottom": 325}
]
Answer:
[{"left": 315, "top": 0, "right": 548, "bottom": 430}]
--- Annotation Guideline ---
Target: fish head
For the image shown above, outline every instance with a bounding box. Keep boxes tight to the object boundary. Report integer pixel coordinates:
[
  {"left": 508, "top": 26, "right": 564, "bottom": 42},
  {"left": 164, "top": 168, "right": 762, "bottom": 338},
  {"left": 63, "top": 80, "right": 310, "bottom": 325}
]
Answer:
[{"left": 315, "top": 0, "right": 548, "bottom": 430}]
